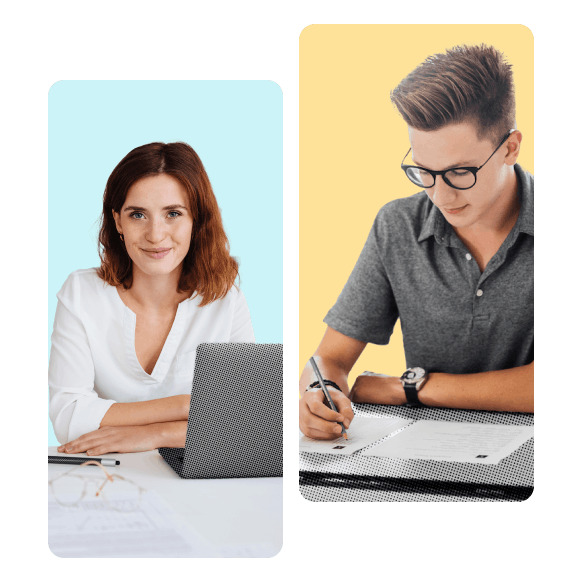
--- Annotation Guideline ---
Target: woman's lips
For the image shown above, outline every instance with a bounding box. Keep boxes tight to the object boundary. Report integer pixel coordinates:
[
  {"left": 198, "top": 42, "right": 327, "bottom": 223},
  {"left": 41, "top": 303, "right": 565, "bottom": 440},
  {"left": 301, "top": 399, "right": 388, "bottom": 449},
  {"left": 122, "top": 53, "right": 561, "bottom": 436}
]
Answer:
[
  {"left": 443, "top": 205, "right": 468, "bottom": 215},
  {"left": 142, "top": 248, "right": 172, "bottom": 259}
]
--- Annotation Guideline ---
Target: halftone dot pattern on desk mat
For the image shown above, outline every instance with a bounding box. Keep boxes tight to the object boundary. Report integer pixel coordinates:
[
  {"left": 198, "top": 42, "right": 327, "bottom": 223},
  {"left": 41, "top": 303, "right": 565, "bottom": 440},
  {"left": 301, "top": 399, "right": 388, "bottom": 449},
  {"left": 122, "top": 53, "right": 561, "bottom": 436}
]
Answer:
[
  {"left": 160, "top": 343, "right": 283, "bottom": 479},
  {"left": 300, "top": 403, "right": 533, "bottom": 502}
]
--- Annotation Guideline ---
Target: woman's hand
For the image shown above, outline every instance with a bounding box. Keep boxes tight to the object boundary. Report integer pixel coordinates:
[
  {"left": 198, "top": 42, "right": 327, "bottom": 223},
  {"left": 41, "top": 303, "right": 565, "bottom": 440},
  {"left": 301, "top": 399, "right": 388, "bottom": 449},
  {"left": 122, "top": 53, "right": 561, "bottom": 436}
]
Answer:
[
  {"left": 58, "top": 424, "right": 166, "bottom": 456},
  {"left": 350, "top": 373, "right": 407, "bottom": 406},
  {"left": 299, "top": 388, "right": 354, "bottom": 440}
]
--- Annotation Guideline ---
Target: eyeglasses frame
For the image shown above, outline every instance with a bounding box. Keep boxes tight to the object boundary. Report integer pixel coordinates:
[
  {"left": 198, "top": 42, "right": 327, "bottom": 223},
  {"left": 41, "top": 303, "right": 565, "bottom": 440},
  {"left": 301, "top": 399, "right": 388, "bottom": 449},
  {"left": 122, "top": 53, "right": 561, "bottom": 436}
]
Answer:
[
  {"left": 48, "top": 460, "right": 147, "bottom": 512},
  {"left": 400, "top": 129, "right": 515, "bottom": 191}
]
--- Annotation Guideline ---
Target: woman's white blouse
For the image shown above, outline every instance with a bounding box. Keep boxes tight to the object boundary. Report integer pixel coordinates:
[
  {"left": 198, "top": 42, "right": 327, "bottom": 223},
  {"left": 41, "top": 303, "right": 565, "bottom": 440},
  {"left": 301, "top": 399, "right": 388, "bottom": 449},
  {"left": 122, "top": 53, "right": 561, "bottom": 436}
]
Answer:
[{"left": 48, "top": 268, "right": 255, "bottom": 444}]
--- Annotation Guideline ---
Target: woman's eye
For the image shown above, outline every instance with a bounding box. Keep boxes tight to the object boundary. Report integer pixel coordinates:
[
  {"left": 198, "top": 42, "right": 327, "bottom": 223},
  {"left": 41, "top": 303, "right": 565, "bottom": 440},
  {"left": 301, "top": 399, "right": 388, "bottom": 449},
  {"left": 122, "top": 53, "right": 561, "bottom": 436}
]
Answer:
[
  {"left": 451, "top": 169, "right": 470, "bottom": 176},
  {"left": 168, "top": 211, "right": 181, "bottom": 218},
  {"left": 130, "top": 212, "right": 144, "bottom": 219}
]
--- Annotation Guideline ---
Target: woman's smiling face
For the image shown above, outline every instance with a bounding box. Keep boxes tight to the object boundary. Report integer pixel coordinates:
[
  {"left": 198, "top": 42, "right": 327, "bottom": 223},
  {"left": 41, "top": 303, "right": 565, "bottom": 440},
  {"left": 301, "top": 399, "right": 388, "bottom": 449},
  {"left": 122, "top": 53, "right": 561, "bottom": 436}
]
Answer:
[{"left": 113, "top": 174, "right": 194, "bottom": 279}]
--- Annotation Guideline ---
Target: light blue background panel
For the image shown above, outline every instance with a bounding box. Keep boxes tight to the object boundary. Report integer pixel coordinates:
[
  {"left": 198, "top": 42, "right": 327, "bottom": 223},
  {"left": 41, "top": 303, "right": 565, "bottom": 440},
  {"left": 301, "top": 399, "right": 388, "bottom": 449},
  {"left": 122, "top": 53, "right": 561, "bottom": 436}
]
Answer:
[{"left": 48, "top": 81, "right": 283, "bottom": 446}]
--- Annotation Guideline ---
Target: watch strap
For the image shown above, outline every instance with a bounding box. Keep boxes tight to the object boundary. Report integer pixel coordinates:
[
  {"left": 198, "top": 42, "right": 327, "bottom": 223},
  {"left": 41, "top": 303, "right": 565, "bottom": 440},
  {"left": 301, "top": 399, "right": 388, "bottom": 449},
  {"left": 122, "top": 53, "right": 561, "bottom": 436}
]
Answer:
[
  {"left": 403, "top": 382, "right": 424, "bottom": 407},
  {"left": 308, "top": 380, "right": 341, "bottom": 391}
]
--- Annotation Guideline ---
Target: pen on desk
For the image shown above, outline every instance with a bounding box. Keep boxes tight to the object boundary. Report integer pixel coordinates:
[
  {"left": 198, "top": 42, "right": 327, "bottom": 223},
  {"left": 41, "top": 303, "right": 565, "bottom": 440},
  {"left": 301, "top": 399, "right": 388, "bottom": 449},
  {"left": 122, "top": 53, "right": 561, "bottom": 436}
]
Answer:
[
  {"left": 48, "top": 455, "right": 120, "bottom": 467},
  {"left": 309, "top": 357, "right": 348, "bottom": 440}
]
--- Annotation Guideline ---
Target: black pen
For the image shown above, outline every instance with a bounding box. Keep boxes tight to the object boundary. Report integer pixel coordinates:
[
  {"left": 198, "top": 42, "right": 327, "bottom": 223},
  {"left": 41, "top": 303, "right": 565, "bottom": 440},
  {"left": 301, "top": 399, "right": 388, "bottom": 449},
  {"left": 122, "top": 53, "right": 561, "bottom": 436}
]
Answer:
[
  {"left": 49, "top": 455, "right": 120, "bottom": 467},
  {"left": 309, "top": 357, "right": 348, "bottom": 440}
]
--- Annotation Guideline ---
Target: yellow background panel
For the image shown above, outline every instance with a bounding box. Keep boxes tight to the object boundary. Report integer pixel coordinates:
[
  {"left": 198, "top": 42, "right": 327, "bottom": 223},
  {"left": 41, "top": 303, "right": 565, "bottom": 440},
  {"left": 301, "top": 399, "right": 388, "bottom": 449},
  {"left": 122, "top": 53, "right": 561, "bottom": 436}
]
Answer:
[{"left": 299, "top": 24, "right": 534, "bottom": 385}]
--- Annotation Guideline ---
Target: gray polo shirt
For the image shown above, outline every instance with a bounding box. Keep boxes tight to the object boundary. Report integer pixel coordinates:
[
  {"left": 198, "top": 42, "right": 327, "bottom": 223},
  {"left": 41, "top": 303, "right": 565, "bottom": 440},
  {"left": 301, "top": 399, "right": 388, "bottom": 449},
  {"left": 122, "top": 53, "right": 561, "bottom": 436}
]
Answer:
[{"left": 324, "top": 164, "right": 534, "bottom": 374}]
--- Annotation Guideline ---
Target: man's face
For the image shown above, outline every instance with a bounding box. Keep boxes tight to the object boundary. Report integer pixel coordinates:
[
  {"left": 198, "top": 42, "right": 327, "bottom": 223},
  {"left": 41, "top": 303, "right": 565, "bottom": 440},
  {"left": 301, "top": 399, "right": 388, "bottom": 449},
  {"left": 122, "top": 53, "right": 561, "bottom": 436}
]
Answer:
[{"left": 408, "top": 122, "right": 520, "bottom": 230}]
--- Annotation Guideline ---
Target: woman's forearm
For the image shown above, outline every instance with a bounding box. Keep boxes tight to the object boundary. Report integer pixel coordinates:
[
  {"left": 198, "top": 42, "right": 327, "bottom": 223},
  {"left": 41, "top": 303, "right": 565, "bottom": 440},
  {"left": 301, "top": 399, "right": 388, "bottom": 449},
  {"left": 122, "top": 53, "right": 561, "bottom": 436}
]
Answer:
[
  {"left": 100, "top": 395, "right": 190, "bottom": 428},
  {"left": 154, "top": 420, "right": 188, "bottom": 448}
]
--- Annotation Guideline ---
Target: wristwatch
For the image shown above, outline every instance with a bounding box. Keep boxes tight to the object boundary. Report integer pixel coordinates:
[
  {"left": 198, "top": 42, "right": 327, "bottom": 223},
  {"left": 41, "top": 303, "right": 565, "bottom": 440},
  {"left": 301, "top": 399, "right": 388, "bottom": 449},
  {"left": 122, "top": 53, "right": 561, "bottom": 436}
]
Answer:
[
  {"left": 306, "top": 379, "right": 341, "bottom": 392},
  {"left": 400, "top": 367, "right": 428, "bottom": 407}
]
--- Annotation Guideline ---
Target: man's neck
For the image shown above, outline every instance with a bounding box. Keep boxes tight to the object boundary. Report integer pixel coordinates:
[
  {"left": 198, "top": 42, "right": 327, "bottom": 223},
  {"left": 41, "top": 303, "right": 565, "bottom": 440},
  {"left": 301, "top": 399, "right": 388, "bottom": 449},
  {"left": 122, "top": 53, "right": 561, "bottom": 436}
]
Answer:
[
  {"left": 451, "top": 168, "right": 521, "bottom": 272},
  {"left": 454, "top": 168, "right": 521, "bottom": 242}
]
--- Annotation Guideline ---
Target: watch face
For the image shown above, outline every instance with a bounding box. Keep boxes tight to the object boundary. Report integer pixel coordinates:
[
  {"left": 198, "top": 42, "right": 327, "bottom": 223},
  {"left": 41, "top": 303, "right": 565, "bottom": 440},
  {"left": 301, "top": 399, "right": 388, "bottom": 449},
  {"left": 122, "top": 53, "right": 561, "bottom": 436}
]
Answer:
[{"left": 401, "top": 367, "right": 426, "bottom": 383}]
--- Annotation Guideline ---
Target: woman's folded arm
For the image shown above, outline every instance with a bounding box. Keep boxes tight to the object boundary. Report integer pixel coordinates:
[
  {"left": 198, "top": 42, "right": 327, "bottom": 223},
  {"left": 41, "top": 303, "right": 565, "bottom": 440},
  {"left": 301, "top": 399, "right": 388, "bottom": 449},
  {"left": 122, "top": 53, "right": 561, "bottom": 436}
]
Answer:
[{"left": 99, "top": 396, "right": 190, "bottom": 428}]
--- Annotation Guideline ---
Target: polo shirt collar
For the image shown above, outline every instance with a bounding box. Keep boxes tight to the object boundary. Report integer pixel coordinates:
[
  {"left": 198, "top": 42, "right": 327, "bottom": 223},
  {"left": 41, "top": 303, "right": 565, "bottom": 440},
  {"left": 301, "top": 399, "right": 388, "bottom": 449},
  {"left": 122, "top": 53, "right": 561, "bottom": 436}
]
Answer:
[
  {"left": 514, "top": 164, "right": 534, "bottom": 236},
  {"left": 417, "top": 163, "right": 534, "bottom": 244}
]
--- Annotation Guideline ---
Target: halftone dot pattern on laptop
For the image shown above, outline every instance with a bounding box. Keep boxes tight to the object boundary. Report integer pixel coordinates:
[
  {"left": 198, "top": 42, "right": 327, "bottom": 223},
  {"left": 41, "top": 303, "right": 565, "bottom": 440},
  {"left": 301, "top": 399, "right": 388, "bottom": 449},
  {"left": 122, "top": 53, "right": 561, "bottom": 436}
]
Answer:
[
  {"left": 300, "top": 403, "right": 533, "bottom": 502},
  {"left": 161, "top": 343, "right": 283, "bottom": 479}
]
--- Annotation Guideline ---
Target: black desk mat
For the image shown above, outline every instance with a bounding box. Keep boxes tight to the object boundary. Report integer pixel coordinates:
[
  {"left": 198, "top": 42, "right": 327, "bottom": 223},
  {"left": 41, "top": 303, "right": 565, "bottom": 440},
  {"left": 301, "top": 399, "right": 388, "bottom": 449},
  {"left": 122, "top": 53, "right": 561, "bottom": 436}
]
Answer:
[{"left": 299, "top": 403, "right": 533, "bottom": 502}]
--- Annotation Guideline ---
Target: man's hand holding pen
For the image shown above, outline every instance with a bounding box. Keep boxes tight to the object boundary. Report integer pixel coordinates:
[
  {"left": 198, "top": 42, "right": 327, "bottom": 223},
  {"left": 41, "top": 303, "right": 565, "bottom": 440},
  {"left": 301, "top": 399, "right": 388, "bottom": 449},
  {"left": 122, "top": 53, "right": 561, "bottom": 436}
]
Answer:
[{"left": 299, "top": 388, "right": 354, "bottom": 440}]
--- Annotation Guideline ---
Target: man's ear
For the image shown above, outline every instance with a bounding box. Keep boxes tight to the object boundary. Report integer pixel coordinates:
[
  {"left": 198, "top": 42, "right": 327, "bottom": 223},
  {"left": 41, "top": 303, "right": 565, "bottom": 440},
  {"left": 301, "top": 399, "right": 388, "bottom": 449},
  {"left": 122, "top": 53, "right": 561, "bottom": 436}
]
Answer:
[{"left": 505, "top": 130, "right": 523, "bottom": 165}]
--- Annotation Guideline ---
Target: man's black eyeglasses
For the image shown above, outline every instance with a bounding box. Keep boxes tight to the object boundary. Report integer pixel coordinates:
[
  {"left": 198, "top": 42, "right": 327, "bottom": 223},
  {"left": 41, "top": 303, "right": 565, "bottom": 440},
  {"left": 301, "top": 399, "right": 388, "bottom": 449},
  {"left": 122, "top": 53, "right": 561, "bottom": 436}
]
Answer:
[{"left": 400, "top": 130, "right": 515, "bottom": 191}]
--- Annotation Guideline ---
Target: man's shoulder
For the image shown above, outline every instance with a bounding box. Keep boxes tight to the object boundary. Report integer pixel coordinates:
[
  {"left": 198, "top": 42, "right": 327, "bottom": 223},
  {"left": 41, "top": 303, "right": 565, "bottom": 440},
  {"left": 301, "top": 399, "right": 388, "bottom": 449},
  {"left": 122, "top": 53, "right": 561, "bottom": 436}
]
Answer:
[{"left": 373, "top": 192, "right": 430, "bottom": 240}]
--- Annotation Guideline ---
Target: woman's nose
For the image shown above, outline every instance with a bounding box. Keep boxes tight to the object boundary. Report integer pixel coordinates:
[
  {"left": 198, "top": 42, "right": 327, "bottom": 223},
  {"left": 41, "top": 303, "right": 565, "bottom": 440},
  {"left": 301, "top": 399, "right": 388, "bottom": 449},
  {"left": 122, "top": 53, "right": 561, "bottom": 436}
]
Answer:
[{"left": 145, "top": 217, "right": 166, "bottom": 242}]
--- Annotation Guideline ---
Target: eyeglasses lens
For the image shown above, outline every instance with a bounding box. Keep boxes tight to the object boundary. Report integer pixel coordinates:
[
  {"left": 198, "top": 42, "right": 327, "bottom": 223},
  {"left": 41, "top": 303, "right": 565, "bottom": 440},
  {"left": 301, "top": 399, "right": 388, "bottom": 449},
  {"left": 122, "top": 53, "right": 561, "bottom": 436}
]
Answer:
[
  {"left": 444, "top": 169, "right": 476, "bottom": 189},
  {"left": 51, "top": 475, "right": 85, "bottom": 506},
  {"left": 406, "top": 168, "right": 476, "bottom": 189},
  {"left": 406, "top": 167, "right": 434, "bottom": 188}
]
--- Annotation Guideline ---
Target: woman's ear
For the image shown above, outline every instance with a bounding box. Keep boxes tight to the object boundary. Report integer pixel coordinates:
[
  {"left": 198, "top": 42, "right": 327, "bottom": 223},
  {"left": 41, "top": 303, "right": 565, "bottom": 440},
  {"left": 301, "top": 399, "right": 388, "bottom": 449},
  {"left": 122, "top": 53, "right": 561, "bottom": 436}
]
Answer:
[
  {"left": 112, "top": 209, "right": 122, "bottom": 235},
  {"left": 505, "top": 130, "right": 523, "bottom": 165}
]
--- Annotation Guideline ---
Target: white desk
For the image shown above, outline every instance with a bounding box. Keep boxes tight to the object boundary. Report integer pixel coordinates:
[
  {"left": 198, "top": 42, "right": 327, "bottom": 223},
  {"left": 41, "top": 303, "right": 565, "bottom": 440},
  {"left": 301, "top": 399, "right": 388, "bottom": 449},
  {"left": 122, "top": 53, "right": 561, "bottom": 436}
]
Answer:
[{"left": 48, "top": 447, "right": 282, "bottom": 557}]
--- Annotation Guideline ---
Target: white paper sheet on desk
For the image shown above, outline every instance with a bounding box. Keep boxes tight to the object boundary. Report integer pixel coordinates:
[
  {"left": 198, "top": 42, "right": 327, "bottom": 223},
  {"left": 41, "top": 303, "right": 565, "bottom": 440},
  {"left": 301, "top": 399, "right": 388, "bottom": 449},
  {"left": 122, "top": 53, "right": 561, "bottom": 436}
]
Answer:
[
  {"left": 48, "top": 490, "right": 220, "bottom": 558},
  {"left": 299, "top": 416, "right": 412, "bottom": 455},
  {"left": 362, "top": 420, "right": 534, "bottom": 465}
]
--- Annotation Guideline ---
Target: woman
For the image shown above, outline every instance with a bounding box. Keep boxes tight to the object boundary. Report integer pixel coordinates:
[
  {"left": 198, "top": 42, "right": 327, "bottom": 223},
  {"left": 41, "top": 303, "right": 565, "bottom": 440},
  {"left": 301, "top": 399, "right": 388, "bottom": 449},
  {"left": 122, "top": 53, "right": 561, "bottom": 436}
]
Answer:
[{"left": 49, "top": 142, "right": 255, "bottom": 455}]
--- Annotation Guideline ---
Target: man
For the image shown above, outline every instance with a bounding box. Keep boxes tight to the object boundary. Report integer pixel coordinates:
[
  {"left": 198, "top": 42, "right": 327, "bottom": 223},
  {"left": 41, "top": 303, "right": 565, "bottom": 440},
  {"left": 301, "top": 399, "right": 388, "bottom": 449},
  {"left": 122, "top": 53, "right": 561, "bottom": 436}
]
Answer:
[{"left": 299, "top": 45, "right": 533, "bottom": 440}]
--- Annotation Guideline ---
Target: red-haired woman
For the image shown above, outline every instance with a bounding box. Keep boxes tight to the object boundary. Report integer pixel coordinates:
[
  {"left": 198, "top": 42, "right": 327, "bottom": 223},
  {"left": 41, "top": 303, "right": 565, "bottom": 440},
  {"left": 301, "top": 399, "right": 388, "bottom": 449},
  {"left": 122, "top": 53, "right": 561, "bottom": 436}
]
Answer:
[{"left": 49, "top": 142, "right": 254, "bottom": 455}]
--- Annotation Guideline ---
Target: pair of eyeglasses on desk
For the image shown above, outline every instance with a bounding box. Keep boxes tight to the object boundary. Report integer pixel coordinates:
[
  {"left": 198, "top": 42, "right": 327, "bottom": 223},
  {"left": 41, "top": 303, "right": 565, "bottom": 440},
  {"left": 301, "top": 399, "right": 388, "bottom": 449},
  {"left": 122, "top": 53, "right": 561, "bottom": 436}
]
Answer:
[{"left": 48, "top": 460, "right": 147, "bottom": 513}]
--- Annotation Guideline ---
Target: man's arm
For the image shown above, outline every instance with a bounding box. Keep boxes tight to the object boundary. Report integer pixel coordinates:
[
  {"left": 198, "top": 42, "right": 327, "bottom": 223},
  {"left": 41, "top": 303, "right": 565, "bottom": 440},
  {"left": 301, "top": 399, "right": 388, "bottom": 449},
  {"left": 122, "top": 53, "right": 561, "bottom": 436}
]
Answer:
[
  {"left": 299, "top": 327, "right": 366, "bottom": 439},
  {"left": 350, "top": 362, "right": 534, "bottom": 413}
]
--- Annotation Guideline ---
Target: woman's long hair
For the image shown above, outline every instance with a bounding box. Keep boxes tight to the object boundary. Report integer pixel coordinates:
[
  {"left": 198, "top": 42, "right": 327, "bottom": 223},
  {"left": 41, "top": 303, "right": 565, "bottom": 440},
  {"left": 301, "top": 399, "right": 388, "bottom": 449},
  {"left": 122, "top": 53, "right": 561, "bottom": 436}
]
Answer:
[{"left": 97, "top": 142, "right": 239, "bottom": 306}]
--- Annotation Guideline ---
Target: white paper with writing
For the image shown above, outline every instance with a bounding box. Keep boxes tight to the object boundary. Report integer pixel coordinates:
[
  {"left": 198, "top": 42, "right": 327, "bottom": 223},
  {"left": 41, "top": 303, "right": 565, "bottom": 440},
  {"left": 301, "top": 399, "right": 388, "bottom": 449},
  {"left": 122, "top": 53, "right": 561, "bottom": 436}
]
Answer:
[
  {"left": 299, "top": 416, "right": 412, "bottom": 455},
  {"left": 362, "top": 420, "right": 534, "bottom": 464}
]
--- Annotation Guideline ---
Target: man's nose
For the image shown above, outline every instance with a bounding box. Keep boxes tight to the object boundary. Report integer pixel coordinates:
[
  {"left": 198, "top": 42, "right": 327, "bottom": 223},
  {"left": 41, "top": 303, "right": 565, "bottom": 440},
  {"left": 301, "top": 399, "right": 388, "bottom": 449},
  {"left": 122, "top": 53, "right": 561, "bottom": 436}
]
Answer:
[{"left": 431, "top": 175, "right": 458, "bottom": 207}]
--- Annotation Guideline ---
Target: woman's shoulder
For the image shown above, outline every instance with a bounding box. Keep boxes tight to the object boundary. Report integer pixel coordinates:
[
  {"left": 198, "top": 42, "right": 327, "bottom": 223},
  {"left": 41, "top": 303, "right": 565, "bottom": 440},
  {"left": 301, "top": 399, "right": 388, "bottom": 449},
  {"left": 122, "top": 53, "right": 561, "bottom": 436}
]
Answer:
[
  {"left": 225, "top": 284, "right": 248, "bottom": 306},
  {"left": 58, "top": 267, "right": 108, "bottom": 290},
  {"left": 57, "top": 268, "right": 113, "bottom": 307}
]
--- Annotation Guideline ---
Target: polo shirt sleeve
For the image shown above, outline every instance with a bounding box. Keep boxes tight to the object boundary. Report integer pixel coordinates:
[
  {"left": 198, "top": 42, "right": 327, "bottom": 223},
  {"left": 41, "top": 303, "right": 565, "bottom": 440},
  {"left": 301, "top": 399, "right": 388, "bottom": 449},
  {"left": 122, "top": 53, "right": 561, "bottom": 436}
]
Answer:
[
  {"left": 324, "top": 206, "right": 399, "bottom": 345},
  {"left": 48, "top": 272, "right": 116, "bottom": 444}
]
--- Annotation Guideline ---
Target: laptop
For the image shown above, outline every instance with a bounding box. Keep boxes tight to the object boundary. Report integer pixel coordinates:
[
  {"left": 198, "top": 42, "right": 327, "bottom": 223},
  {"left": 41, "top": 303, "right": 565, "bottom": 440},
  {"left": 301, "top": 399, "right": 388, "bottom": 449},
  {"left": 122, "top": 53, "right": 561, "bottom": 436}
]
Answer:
[{"left": 159, "top": 343, "right": 283, "bottom": 479}]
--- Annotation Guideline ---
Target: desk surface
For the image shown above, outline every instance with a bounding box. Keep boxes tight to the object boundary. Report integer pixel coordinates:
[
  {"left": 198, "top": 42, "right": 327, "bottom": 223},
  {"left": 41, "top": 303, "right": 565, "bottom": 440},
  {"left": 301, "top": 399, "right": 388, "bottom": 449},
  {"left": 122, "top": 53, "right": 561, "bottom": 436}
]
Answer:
[
  {"left": 300, "top": 404, "right": 534, "bottom": 503},
  {"left": 49, "top": 447, "right": 282, "bottom": 557}
]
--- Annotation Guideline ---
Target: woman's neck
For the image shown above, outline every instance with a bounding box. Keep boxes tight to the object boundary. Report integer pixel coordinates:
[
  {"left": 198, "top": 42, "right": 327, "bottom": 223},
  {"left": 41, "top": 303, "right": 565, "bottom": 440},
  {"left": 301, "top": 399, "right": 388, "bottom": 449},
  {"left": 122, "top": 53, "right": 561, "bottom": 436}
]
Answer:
[{"left": 122, "top": 266, "right": 190, "bottom": 312}]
